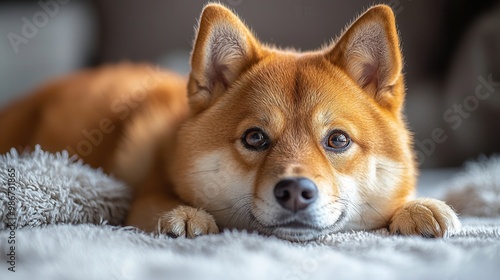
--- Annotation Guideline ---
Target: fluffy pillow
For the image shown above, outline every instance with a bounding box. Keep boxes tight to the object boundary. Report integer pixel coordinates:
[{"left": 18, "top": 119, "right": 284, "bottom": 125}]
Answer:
[
  {"left": 0, "top": 146, "right": 130, "bottom": 229},
  {"left": 444, "top": 155, "right": 500, "bottom": 217}
]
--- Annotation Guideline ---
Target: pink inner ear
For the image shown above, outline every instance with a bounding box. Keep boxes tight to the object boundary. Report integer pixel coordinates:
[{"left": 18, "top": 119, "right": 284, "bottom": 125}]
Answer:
[
  {"left": 359, "top": 62, "right": 379, "bottom": 89},
  {"left": 339, "top": 20, "right": 397, "bottom": 94},
  {"left": 208, "top": 61, "right": 230, "bottom": 90},
  {"left": 204, "top": 27, "right": 247, "bottom": 91}
]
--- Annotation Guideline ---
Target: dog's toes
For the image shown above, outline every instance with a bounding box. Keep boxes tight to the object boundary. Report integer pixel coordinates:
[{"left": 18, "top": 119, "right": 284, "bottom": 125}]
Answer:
[
  {"left": 157, "top": 206, "right": 219, "bottom": 238},
  {"left": 389, "top": 198, "right": 461, "bottom": 238}
]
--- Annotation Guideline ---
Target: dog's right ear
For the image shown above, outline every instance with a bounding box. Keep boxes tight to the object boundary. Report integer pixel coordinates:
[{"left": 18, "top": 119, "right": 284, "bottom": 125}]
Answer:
[{"left": 188, "top": 4, "right": 261, "bottom": 113}]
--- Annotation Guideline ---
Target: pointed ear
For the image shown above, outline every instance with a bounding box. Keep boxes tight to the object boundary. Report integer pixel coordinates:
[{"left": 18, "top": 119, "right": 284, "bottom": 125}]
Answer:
[
  {"left": 188, "top": 4, "right": 261, "bottom": 113},
  {"left": 327, "top": 5, "right": 403, "bottom": 110}
]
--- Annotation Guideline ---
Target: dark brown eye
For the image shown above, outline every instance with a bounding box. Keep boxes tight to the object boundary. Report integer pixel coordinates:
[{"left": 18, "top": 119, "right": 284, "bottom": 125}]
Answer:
[
  {"left": 325, "top": 130, "right": 351, "bottom": 152},
  {"left": 242, "top": 128, "right": 270, "bottom": 151}
]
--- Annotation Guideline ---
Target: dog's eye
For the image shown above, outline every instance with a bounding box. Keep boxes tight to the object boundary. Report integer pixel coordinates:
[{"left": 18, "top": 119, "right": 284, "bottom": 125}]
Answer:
[
  {"left": 242, "top": 128, "right": 270, "bottom": 151},
  {"left": 325, "top": 130, "right": 351, "bottom": 152}
]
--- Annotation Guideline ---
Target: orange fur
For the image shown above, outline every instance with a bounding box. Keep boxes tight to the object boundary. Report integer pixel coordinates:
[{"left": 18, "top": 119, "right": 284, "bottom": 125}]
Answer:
[{"left": 0, "top": 4, "right": 460, "bottom": 240}]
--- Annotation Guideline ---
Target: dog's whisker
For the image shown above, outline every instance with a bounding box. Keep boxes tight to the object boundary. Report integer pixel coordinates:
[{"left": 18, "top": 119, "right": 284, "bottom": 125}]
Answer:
[
  {"left": 362, "top": 202, "right": 389, "bottom": 225},
  {"left": 223, "top": 197, "right": 253, "bottom": 228},
  {"left": 228, "top": 203, "right": 252, "bottom": 229},
  {"left": 233, "top": 205, "right": 252, "bottom": 229},
  {"left": 187, "top": 168, "right": 220, "bottom": 175},
  {"left": 209, "top": 194, "right": 253, "bottom": 213}
]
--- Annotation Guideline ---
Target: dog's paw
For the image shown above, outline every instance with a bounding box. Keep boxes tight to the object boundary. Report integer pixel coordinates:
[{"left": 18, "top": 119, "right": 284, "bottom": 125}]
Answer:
[
  {"left": 389, "top": 198, "right": 461, "bottom": 238},
  {"left": 157, "top": 206, "right": 219, "bottom": 238}
]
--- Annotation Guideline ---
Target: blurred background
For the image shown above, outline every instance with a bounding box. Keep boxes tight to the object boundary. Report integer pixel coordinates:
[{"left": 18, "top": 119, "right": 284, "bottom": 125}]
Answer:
[{"left": 0, "top": 0, "right": 499, "bottom": 169}]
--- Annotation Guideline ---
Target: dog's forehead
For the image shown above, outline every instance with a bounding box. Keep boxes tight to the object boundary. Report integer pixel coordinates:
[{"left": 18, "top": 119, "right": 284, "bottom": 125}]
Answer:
[{"left": 243, "top": 55, "right": 360, "bottom": 118}]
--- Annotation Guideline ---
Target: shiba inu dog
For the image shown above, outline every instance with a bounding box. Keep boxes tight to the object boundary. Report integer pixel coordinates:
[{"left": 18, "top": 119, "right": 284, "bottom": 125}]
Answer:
[{"left": 0, "top": 4, "right": 460, "bottom": 241}]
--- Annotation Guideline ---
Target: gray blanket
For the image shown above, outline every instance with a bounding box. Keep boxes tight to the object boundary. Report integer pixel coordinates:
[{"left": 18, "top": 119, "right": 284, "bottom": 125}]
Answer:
[{"left": 1, "top": 147, "right": 499, "bottom": 280}]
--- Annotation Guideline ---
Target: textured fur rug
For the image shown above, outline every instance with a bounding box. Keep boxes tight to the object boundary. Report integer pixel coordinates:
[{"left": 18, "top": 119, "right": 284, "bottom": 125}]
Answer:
[
  {"left": 0, "top": 146, "right": 130, "bottom": 229},
  {"left": 1, "top": 148, "right": 499, "bottom": 279}
]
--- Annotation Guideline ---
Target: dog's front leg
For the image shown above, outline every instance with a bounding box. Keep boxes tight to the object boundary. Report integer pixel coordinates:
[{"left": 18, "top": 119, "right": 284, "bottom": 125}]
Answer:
[{"left": 126, "top": 180, "right": 219, "bottom": 238}]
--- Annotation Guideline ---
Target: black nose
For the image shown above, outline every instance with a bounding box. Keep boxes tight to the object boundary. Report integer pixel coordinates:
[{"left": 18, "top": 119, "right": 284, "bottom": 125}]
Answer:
[{"left": 274, "top": 178, "right": 318, "bottom": 212}]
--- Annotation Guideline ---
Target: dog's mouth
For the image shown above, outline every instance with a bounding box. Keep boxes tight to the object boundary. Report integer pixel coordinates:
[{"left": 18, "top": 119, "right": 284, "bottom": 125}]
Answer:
[
  {"left": 249, "top": 210, "right": 347, "bottom": 242},
  {"left": 278, "top": 221, "right": 314, "bottom": 229}
]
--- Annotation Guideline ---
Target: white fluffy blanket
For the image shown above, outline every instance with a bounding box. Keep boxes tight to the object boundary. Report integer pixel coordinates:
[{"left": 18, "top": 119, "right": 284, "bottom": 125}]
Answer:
[{"left": 1, "top": 148, "right": 500, "bottom": 279}]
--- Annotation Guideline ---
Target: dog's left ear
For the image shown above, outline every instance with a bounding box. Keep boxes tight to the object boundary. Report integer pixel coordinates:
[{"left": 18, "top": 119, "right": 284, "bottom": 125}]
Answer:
[
  {"left": 188, "top": 4, "right": 261, "bottom": 113},
  {"left": 327, "top": 5, "right": 403, "bottom": 111}
]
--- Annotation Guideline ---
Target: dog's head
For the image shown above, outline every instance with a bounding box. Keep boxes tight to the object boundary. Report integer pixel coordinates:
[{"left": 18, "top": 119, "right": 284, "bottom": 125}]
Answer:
[{"left": 171, "top": 4, "right": 416, "bottom": 241}]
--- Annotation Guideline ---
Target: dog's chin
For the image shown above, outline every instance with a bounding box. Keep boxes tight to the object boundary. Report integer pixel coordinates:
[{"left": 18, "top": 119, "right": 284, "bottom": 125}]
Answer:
[
  {"left": 265, "top": 225, "right": 328, "bottom": 242},
  {"left": 249, "top": 211, "right": 347, "bottom": 242}
]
